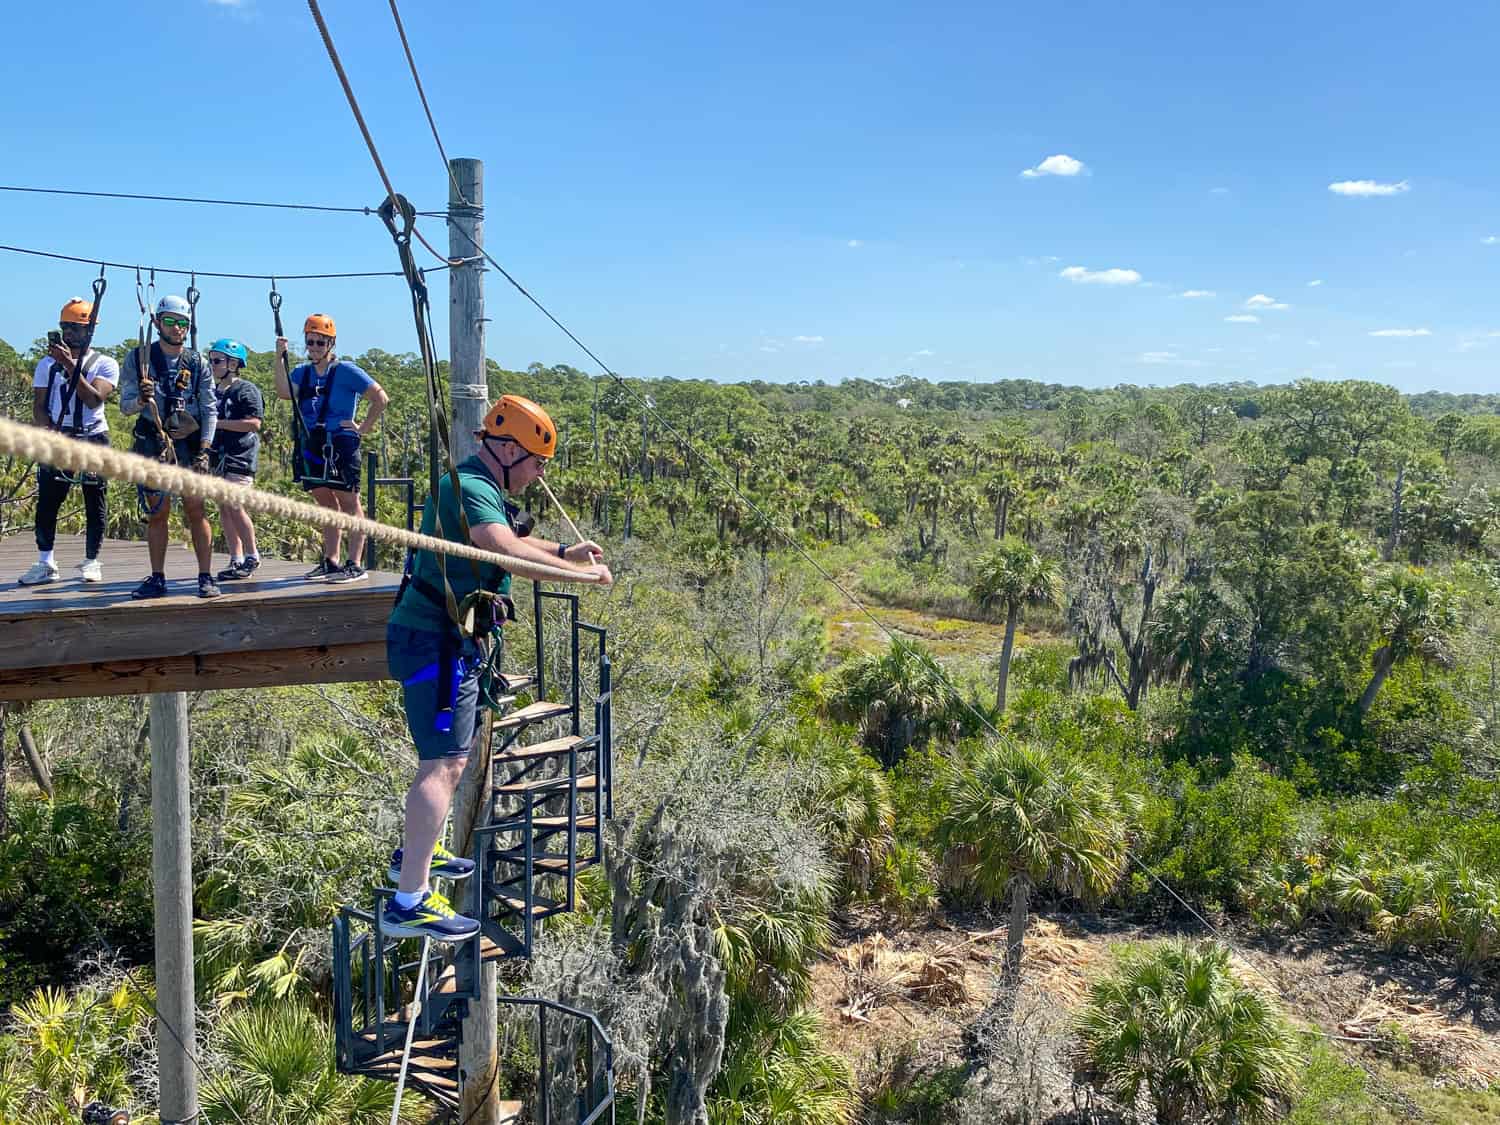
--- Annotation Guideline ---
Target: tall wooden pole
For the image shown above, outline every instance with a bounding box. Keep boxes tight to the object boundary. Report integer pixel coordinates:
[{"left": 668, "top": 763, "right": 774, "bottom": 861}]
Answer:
[
  {"left": 447, "top": 157, "right": 501, "bottom": 1124},
  {"left": 449, "top": 158, "right": 486, "bottom": 461},
  {"left": 150, "top": 691, "right": 198, "bottom": 1122}
]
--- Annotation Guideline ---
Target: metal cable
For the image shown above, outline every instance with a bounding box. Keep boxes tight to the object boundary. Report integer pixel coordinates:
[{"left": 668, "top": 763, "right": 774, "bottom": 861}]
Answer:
[
  {"left": 303, "top": 0, "right": 456, "bottom": 268},
  {"left": 444, "top": 220, "right": 1313, "bottom": 998},
  {"left": 385, "top": 0, "right": 472, "bottom": 207},
  {"left": 0, "top": 182, "right": 418, "bottom": 215},
  {"left": 0, "top": 241, "right": 458, "bottom": 281}
]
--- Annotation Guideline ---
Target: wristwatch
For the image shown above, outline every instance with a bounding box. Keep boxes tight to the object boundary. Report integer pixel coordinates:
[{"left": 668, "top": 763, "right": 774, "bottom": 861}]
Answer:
[{"left": 557, "top": 542, "right": 570, "bottom": 559}]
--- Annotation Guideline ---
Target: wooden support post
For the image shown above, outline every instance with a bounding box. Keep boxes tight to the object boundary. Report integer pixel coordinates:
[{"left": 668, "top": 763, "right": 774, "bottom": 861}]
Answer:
[
  {"left": 452, "top": 710, "right": 499, "bottom": 1124},
  {"left": 448, "top": 158, "right": 486, "bottom": 462},
  {"left": 150, "top": 691, "right": 198, "bottom": 1122}
]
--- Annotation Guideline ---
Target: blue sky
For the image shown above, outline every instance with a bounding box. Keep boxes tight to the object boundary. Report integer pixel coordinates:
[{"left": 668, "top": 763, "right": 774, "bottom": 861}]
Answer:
[{"left": 2, "top": 0, "right": 1497, "bottom": 392}]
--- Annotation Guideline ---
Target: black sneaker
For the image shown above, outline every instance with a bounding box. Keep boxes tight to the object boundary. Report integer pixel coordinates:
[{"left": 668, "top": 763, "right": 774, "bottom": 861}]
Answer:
[
  {"left": 304, "top": 558, "right": 338, "bottom": 581},
  {"left": 381, "top": 890, "right": 480, "bottom": 942},
  {"left": 216, "top": 561, "right": 247, "bottom": 581},
  {"left": 131, "top": 574, "right": 168, "bottom": 600},
  {"left": 388, "top": 845, "right": 475, "bottom": 885},
  {"left": 327, "top": 559, "right": 367, "bottom": 585},
  {"left": 198, "top": 574, "right": 222, "bottom": 599}
]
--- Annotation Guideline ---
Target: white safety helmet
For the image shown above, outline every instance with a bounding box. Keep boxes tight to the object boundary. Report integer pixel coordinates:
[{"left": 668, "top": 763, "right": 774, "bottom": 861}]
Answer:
[{"left": 156, "top": 294, "right": 191, "bottom": 318}]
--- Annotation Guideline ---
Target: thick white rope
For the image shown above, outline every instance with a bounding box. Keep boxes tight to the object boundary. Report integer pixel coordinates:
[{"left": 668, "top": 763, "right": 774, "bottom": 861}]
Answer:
[{"left": 0, "top": 416, "right": 590, "bottom": 583}]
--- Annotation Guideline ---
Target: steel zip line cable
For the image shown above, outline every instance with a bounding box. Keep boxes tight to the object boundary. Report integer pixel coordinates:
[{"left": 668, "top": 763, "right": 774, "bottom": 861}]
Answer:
[
  {"left": 442, "top": 217, "right": 1319, "bottom": 1001},
  {"left": 0, "top": 241, "right": 474, "bottom": 281},
  {"left": 318, "top": 0, "right": 1316, "bottom": 1028},
  {"left": 385, "top": 0, "right": 472, "bottom": 208},
  {"left": 0, "top": 182, "right": 420, "bottom": 214}
]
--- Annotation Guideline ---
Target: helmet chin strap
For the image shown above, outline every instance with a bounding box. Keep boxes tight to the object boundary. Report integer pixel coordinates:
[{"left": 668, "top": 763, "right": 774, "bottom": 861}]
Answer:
[{"left": 484, "top": 434, "right": 526, "bottom": 490}]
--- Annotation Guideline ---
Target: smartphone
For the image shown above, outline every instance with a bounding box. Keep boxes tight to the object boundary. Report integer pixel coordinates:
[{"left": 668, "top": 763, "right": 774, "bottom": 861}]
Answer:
[{"left": 47, "top": 330, "right": 62, "bottom": 347}]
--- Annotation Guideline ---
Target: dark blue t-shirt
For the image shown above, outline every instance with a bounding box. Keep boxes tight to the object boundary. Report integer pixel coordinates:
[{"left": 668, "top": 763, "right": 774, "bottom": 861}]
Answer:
[
  {"left": 291, "top": 360, "right": 374, "bottom": 430},
  {"left": 211, "top": 378, "right": 264, "bottom": 475}
]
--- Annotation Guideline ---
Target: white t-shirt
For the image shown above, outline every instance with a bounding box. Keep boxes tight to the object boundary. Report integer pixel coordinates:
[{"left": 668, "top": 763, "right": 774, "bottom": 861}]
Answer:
[{"left": 33, "top": 353, "right": 118, "bottom": 434}]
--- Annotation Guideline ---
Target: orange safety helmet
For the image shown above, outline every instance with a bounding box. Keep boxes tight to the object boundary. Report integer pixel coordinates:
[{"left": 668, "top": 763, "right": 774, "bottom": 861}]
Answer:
[
  {"left": 303, "top": 313, "right": 337, "bottom": 339},
  {"left": 479, "top": 395, "right": 557, "bottom": 458},
  {"left": 60, "top": 298, "right": 93, "bottom": 325}
]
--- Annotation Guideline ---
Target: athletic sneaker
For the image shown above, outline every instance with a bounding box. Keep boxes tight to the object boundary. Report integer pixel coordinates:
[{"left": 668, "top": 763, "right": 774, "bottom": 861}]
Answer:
[
  {"left": 388, "top": 845, "right": 476, "bottom": 884},
  {"left": 76, "top": 559, "right": 103, "bottom": 583},
  {"left": 327, "top": 560, "right": 368, "bottom": 585},
  {"left": 381, "top": 890, "right": 480, "bottom": 942},
  {"left": 218, "top": 556, "right": 262, "bottom": 581},
  {"left": 198, "top": 574, "right": 223, "bottom": 599},
  {"left": 304, "top": 558, "right": 339, "bottom": 581},
  {"left": 18, "top": 560, "right": 59, "bottom": 586},
  {"left": 131, "top": 574, "right": 168, "bottom": 600}
]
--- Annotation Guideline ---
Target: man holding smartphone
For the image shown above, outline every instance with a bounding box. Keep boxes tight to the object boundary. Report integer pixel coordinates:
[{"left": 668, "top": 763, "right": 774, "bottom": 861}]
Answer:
[
  {"left": 118, "top": 294, "right": 220, "bottom": 599},
  {"left": 18, "top": 298, "right": 118, "bottom": 587}
]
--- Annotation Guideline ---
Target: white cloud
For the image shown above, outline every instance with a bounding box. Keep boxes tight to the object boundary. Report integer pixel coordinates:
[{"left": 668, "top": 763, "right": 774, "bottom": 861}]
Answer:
[
  {"left": 792, "top": 335, "right": 824, "bottom": 344},
  {"left": 1307, "top": 279, "right": 1324, "bottom": 287},
  {"left": 1209, "top": 187, "right": 1231, "bottom": 195},
  {"left": 1483, "top": 236, "right": 1499, "bottom": 246},
  {"left": 759, "top": 345, "right": 779, "bottom": 353},
  {"left": 1225, "top": 314, "right": 1260, "bottom": 324},
  {"left": 1178, "top": 289, "right": 1216, "bottom": 298},
  {"left": 1306, "top": 339, "right": 1321, "bottom": 347},
  {"left": 1369, "top": 328, "right": 1431, "bottom": 337},
  {"left": 1328, "top": 179, "right": 1410, "bottom": 197},
  {"left": 1022, "top": 153, "right": 1086, "bottom": 179},
  {"left": 846, "top": 239, "right": 863, "bottom": 248},
  {"left": 1245, "top": 294, "right": 1290, "bottom": 310},
  {"left": 1059, "top": 265, "right": 1141, "bottom": 285},
  {"left": 1139, "top": 351, "right": 1204, "bottom": 367},
  {"left": 912, "top": 348, "right": 935, "bottom": 357}
]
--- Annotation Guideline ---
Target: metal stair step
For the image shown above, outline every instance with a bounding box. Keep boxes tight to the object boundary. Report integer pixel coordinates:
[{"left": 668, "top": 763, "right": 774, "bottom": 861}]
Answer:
[
  {"left": 495, "top": 773, "right": 597, "bottom": 796},
  {"left": 494, "top": 699, "right": 571, "bottom": 732},
  {"left": 489, "top": 851, "right": 600, "bottom": 874},
  {"left": 495, "top": 672, "right": 536, "bottom": 695},
  {"left": 493, "top": 893, "right": 561, "bottom": 916},
  {"left": 530, "top": 814, "right": 599, "bottom": 831},
  {"left": 494, "top": 734, "right": 588, "bottom": 764}
]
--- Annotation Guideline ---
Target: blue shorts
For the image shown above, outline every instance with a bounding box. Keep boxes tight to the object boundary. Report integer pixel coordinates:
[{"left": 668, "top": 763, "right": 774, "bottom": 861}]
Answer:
[{"left": 387, "top": 622, "right": 491, "bottom": 761}]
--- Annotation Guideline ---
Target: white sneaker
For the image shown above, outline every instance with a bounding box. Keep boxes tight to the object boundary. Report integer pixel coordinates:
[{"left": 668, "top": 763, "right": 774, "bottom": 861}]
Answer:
[
  {"left": 77, "top": 559, "right": 104, "bottom": 583},
  {"left": 19, "top": 560, "right": 59, "bottom": 586}
]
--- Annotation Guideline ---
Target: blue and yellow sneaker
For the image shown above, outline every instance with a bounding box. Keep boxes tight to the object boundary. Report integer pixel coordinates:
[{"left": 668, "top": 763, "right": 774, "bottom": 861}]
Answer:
[
  {"left": 381, "top": 890, "right": 480, "bottom": 941},
  {"left": 388, "top": 845, "right": 475, "bottom": 884}
]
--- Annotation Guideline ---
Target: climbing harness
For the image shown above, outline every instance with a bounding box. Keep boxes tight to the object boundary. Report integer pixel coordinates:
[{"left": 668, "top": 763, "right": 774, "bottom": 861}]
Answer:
[
  {"left": 293, "top": 360, "right": 349, "bottom": 488},
  {"left": 46, "top": 270, "right": 110, "bottom": 487}
]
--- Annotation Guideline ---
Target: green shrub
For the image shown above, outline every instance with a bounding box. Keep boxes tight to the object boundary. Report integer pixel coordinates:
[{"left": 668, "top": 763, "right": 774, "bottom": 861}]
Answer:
[{"left": 1075, "top": 939, "right": 1302, "bottom": 1124}]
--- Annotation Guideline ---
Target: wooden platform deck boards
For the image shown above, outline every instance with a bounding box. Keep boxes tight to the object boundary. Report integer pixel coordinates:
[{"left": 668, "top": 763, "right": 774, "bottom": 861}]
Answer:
[{"left": 0, "top": 535, "right": 402, "bottom": 701}]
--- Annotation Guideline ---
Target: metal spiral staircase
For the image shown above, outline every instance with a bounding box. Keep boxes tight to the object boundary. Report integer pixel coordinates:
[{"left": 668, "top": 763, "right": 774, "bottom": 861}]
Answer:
[{"left": 332, "top": 584, "right": 615, "bottom": 1122}]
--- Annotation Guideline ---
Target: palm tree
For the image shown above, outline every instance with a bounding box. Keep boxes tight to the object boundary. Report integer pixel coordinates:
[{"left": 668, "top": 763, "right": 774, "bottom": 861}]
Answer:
[
  {"left": 200, "top": 1004, "right": 414, "bottom": 1124},
  {"left": 829, "top": 640, "right": 955, "bottom": 768},
  {"left": 708, "top": 1008, "right": 855, "bottom": 1125},
  {"left": 1146, "top": 582, "right": 1227, "bottom": 692},
  {"left": 982, "top": 469, "right": 1023, "bottom": 539},
  {"left": 940, "top": 740, "right": 1125, "bottom": 984},
  {"left": 1075, "top": 940, "right": 1301, "bottom": 1124},
  {"left": 1358, "top": 566, "right": 1461, "bottom": 714},
  {"left": 970, "top": 539, "right": 1060, "bottom": 713}
]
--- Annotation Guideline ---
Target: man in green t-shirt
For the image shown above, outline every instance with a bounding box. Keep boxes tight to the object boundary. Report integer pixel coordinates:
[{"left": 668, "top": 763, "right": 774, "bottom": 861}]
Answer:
[{"left": 383, "top": 395, "right": 612, "bottom": 941}]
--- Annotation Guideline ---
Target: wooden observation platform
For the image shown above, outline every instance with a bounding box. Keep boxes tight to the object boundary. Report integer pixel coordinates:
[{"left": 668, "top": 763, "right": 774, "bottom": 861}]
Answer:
[{"left": 0, "top": 534, "right": 400, "bottom": 702}]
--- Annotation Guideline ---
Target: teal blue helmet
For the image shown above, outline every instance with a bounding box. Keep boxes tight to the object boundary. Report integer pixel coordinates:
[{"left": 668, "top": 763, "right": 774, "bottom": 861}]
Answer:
[{"left": 207, "top": 338, "right": 248, "bottom": 369}]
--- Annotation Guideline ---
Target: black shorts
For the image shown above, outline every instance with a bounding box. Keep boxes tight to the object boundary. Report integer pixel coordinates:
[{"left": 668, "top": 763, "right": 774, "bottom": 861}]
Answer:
[{"left": 295, "top": 427, "right": 362, "bottom": 494}]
